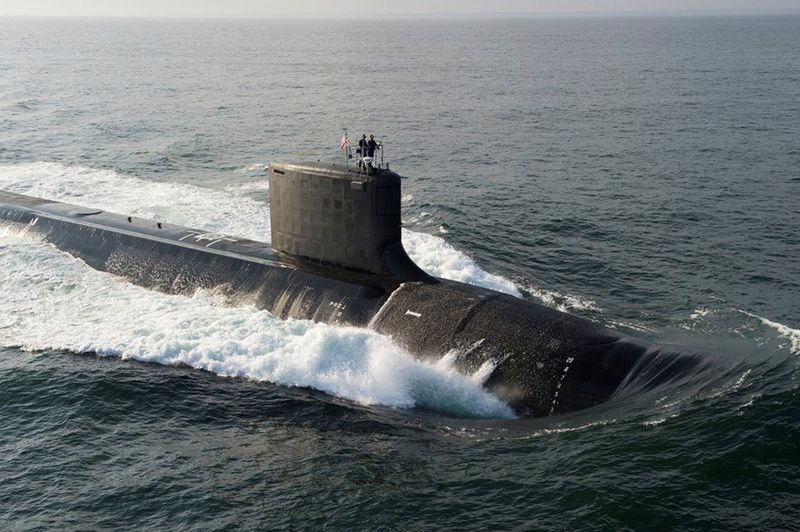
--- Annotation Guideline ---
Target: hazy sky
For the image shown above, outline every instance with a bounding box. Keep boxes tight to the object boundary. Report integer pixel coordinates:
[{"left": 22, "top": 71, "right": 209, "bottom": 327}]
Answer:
[{"left": 1, "top": 0, "right": 799, "bottom": 17}]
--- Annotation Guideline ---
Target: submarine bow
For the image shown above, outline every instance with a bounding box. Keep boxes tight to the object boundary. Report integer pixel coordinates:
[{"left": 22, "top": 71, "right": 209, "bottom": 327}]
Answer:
[{"left": 0, "top": 161, "right": 694, "bottom": 416}]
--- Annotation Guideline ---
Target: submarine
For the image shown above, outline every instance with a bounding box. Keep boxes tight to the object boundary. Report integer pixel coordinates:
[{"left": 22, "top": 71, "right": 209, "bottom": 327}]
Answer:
[{"left": 0, "top": 146, "right": 699, "bottom": 417}]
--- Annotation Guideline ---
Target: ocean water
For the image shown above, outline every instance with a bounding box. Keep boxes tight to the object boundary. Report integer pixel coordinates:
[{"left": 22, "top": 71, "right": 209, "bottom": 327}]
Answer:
[{"left": 0, "top": 15, "right": 799, "bottom": 530}]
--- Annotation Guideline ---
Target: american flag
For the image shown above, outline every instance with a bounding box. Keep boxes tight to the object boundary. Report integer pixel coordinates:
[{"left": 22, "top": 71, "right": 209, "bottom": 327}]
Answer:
[{"left": 339, "top": 135, "right": 350, "bottom": 150}]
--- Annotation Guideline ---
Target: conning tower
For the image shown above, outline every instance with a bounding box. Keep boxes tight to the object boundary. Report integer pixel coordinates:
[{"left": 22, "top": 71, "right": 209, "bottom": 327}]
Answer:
[{"left": 268, "top": 161, "right": 430, "bottom": 281}]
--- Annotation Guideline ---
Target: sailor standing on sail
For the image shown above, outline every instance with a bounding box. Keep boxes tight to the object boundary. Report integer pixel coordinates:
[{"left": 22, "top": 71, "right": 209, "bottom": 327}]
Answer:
[
  {"left": 356, "top": 134, "right": 369, "bottom": 170},
  {"left": 367, "top": 135, "right": 380, "bottom": 158}
]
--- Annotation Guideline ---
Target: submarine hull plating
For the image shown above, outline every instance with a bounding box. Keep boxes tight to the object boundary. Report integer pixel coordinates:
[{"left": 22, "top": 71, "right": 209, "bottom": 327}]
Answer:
[{"left": 0, "top": 189, "right": 696, "bottom": 417}]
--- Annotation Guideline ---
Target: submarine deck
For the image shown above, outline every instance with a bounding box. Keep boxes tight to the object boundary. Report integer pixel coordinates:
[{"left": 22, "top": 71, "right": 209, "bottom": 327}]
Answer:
[{"left": 0, "top": 189, "right": 410, "bottom": 292}]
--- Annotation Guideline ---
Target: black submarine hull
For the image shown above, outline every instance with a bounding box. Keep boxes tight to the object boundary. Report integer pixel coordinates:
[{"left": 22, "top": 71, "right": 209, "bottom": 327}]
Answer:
[{"left": 0, "top": 189, "right": 696, "bottom": 416}]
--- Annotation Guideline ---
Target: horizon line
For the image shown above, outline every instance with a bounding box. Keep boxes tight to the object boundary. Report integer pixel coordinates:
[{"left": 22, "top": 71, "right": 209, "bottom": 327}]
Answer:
[{"left": 2, "top": 8, "right": 800, "bottom": 20}]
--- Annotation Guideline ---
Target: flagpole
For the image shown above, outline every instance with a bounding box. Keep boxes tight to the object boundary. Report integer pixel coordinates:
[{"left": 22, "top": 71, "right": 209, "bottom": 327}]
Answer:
[{"left": 342, "top": 128, "right": 349, "bottom": 170}]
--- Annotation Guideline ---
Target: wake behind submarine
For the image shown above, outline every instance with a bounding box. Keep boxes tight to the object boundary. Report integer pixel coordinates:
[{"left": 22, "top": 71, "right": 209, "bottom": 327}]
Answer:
[{"left": 0, "top": 142, "right": 700, "bottom": 417}]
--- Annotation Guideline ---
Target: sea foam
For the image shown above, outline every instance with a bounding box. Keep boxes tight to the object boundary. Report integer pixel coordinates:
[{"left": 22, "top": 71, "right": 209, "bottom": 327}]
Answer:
[
  {"left": 739, "top": 310, "right": 800, "bottom": 354},
  {"left": 0, "top": 228, "right": 514, "bottom": 418},
  {"left": 0, "top": 162, "right": 520, "bottom": 418}
]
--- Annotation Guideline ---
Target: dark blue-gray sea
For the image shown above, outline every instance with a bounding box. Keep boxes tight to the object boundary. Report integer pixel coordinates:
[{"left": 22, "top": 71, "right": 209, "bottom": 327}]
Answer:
[{"left": 1, "top": 15, "right": 799, "bottom": 530}]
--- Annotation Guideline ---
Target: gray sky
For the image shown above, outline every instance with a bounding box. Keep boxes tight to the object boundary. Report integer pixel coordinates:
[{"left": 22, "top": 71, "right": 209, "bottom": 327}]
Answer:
[{"left": 1, "top": 0, "right": 799, "bottom": 17}]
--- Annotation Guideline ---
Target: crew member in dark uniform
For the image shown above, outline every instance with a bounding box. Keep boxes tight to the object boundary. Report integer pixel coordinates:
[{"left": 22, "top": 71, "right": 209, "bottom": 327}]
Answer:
[
  {"left": 367, "top": 135, "right": 380, "bottom": 158},
  {"left": 356, "top": 134, "right": 368, "bottom": 170}
]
